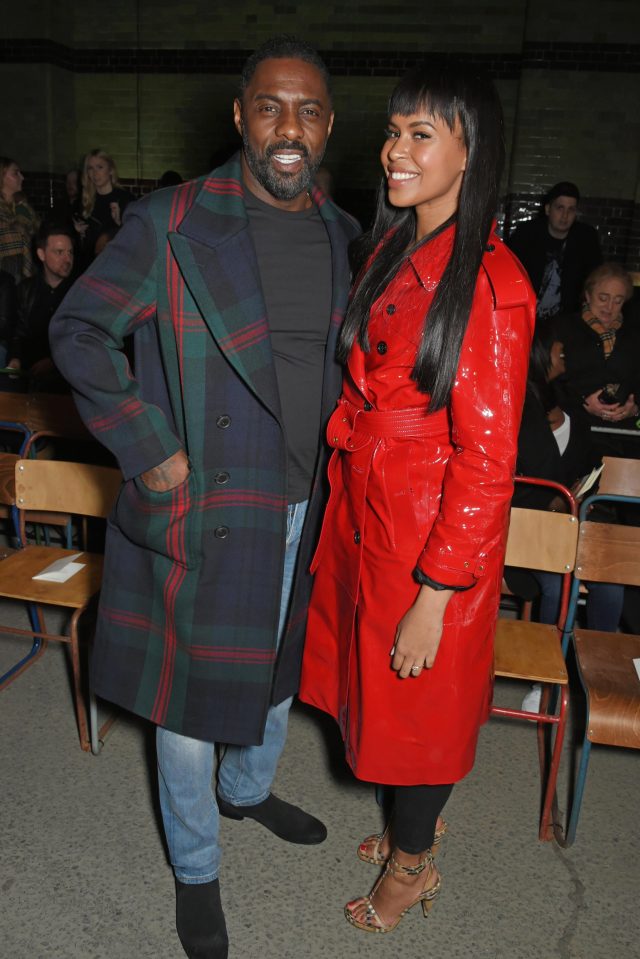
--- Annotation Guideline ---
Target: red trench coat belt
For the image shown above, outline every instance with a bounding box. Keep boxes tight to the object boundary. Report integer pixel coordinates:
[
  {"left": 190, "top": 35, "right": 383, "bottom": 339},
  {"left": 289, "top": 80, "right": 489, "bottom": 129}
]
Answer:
[{"left": 328, "top": 399, "right": 450, "bottom": 451}]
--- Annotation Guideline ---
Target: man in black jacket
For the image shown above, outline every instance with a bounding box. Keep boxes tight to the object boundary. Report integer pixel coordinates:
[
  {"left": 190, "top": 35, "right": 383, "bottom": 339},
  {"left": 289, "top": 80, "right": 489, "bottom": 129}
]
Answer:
[
  {"left": 8, "top": 222, "right": 74, "bottom": 391},
  {"left": 507, "top": 181, "right": 601, "bottom": 319}
]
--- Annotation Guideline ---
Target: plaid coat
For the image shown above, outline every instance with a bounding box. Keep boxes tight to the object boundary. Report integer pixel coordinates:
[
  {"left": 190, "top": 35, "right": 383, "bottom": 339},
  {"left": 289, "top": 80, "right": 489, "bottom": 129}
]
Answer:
[{"left": 49, "top": 154, "right": 359, "bottom": 745}]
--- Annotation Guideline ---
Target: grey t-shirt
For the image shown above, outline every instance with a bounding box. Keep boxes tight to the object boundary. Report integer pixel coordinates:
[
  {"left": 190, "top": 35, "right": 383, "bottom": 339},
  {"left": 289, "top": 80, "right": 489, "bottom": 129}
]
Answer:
[{"left": 245, "top": 189, "right": 332, "bottom": 503}]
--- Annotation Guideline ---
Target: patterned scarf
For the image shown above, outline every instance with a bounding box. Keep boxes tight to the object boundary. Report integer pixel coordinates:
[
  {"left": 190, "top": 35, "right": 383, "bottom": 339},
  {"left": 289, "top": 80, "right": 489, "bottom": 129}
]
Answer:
[{"left": 582, "top": 309, "right": 622, "bottom": 359}]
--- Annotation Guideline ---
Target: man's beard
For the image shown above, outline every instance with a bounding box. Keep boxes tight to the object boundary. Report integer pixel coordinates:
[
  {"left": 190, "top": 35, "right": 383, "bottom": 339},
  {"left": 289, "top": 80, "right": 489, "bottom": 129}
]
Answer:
[{"left": 242, "top": 132, "right": 324, "bottom": 201}]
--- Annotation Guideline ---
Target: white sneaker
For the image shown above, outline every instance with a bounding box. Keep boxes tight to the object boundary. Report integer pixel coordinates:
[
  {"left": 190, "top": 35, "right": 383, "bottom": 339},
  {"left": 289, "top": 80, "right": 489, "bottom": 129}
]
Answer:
[{"left": 521, "top": 684, "right": 542, "bottom": 713}]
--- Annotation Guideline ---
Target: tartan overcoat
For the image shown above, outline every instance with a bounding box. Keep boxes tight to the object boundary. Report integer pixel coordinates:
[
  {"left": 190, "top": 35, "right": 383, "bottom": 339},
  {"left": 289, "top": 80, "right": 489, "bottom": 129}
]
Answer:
[{"left": 49, "top": 154, "right": 359, "bottom": 745}]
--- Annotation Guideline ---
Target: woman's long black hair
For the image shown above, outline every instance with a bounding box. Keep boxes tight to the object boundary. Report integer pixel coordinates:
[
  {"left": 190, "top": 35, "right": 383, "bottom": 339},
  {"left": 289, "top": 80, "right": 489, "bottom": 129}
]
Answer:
[
  {"left": 339, "top": 63, "right": 505, "bottom": 411},
  {"left": 527, "top": 317, "right": 559, "bottom": 413}
]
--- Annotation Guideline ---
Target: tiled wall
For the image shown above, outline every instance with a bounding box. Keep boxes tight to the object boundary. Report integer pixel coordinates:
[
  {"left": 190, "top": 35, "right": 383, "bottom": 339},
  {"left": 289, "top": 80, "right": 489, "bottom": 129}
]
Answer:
[{"left": 2, "top": 0, "right": 639, "bottom": 266}]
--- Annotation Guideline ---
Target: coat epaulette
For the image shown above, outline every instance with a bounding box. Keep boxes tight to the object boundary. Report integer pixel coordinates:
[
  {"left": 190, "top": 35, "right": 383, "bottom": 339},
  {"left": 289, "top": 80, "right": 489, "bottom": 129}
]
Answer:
[{"left": 480, "top": 237, "right": 534, "bottom": 310}]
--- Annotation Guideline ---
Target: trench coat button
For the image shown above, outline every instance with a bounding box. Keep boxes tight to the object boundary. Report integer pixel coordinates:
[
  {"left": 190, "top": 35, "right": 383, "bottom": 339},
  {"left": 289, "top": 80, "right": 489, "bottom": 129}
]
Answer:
[
  {"left": 215, "top": 471, "right": 230, "bottom": 485},
  {"left": 376, "top": 341, "right": 388, "bottom": 355},
  {"left": 216, "top": 415, "right": 231, "bottom": 429},
  {"left": 386, "top": 303, "right": 396, "bottom": 315},
  {"left": 354, "top": 530, "right": 361, "bottom": 544},
  {"left": 485, "top": 243, "right": 495, "bottom": 252},
  {"left": 464, "top": 561, "right": 469, "bottom": 568},
  {"left": 364, "top": 401, "right": 373, "bottom": 411},
  {"left": 215, "top": 526, "right": 229, "bottom": 539}
]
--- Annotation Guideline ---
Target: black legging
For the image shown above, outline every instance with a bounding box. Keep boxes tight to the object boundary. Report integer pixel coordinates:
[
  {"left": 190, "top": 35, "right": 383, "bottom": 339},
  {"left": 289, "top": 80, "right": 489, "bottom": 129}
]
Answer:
[{"left": 393, "top": 783, "right": 454, "bottom": 855}]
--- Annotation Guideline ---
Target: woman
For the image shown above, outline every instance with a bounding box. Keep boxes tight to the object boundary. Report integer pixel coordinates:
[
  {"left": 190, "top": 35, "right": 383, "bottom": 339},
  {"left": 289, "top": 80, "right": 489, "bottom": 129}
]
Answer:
[
  {"left": 299, "top": 64, "right": 534, "bottom": 933},
  {"left": 74, "top": 149, "right": 133, "bottom": 262},
  {"left": 555, "top": 263, "right": 639, "bottom": 455},
  {"left": 505, "top": 320, "right": 624, "bottom": 710},
  {"left": 0, "top": 157, "right": 39, "bottom": 282}
]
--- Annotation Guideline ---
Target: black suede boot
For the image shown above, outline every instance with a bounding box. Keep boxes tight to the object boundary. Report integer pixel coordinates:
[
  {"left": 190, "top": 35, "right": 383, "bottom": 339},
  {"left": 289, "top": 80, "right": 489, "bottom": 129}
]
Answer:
[{"left": 175, "top": 878, "right": 229, "bottom": 959}]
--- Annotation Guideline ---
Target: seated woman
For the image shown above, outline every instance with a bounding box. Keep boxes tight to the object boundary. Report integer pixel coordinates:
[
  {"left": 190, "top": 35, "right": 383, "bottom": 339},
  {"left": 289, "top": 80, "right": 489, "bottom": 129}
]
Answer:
[
  {"left": 505, "top": 319, "right": 625, "bottom": 710},
  {"left": 554, "top": 262, "right": 640, "bottom": 459},
  {"left": 73, "top": 149, "right": 134, "bottom": 266},
  {"left": 0, "top": 157, "right": 39, "bottom": 282}
]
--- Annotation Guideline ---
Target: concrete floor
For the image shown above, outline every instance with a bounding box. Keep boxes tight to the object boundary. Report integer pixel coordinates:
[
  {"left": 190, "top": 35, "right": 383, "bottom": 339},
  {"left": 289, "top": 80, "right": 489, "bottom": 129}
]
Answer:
[{"left": 1, "top": 602, "right": 638, "bottom": 959}]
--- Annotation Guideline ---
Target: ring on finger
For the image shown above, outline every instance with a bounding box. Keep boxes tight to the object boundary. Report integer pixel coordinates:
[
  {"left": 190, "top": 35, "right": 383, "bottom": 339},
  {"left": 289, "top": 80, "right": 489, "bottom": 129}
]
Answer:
[{"left": 410, "top": 664, "right": 422, "bottom": 673}]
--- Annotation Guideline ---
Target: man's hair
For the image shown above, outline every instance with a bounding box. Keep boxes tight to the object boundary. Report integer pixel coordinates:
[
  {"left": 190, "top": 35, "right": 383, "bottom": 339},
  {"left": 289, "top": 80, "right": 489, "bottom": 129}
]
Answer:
[
  {"left": 36, "top": 220, "right": 74, "bottom": 251},
  {"left": 545, "top": 181, "right": 580, "bottom": 205},
  {"left": 239, "top": 35, "right": 331, "bottom": 101}
]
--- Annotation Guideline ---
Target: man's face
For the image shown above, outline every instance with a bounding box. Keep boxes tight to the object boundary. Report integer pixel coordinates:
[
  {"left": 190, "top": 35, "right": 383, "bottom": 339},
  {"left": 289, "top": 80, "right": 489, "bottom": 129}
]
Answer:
[
  {"left": 37, "top": 235, "right": 74, "bottom": 285},
  {"left": 233, "top": 57, "right": 334, "bottom": 209},
  {"left": 545, "top": 195, "right": 578, "bottom": 240}
]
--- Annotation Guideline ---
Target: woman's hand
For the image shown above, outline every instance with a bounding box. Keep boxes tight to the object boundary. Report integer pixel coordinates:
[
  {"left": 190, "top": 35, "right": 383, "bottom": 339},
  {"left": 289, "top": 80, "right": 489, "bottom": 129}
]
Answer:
[
  {"left": 73, "top": 217, "right": 89, "bottom": 238},
  {"left": 582, "top": 389, "right": 620, "bottom": 419},
  {"left": 391, "top": 584, "right": 453, "bottom": 679}
]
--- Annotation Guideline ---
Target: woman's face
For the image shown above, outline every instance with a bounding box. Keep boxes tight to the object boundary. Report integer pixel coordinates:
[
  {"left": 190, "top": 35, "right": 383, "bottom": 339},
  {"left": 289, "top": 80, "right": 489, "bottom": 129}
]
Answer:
[
  {"left": 548, "top": 340, "right": 565, "bottom": 380},
  {"left": 584, "top": 277, "right": 628, "bottom": 327},
  {"left": 380, "top": 110, "right": 467, "bottom": 233},
  {"left": 87, "top": 156, "right": 113, "bottom": 192},
  {"left": 1, "top": 163, "right": 24, "bottom": 200}
]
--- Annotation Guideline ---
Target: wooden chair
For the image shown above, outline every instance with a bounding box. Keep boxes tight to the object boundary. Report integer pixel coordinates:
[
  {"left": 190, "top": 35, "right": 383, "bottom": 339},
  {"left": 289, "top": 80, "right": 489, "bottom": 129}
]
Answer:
[
  {"left": 492, "top": 498, "right": 580, "bottom": 841},
  {"left": 0, "top": 458, "right": 122, "bottom": 752},
  {"left": 557, "top": 492, "right": 640, "bottom": 845},
  {"left": 598, "top": 456, "right": 640, "bottom": 498}
]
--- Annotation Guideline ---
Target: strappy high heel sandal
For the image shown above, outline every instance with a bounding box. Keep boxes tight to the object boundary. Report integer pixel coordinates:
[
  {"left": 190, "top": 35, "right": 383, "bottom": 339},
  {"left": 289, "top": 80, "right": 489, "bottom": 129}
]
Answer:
[
  {"left": 345, "top": 850, "right": 441, "bottom": 933},
  {"left": 357, "top": 818, "right": 447, "bottom": 865}
]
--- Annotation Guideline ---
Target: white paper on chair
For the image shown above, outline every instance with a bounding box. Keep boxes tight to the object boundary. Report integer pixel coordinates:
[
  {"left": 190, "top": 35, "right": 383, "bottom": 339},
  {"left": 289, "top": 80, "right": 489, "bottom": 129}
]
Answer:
[
  {"left": 32, "top": 552, "right": 85, "bottom": 583},
  {"left": 573, "top": 464, "right": 604, "bottom": 500},
  {"left": 634, "top": 659, "right": 640, "bottom": 683}
]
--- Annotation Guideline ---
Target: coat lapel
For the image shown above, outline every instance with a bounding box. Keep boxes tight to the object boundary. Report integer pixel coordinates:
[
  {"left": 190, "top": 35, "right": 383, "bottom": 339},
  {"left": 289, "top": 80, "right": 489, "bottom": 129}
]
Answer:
[{"left": 168, "top": 155, "right": 282, "bottom": 423}]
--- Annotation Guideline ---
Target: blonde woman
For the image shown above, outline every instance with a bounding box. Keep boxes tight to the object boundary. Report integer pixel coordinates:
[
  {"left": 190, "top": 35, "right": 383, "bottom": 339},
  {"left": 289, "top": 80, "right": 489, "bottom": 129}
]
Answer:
[
  {"left": 74, "top": 149, "right": 133, "bottom": 261},
  {"left": 0, "top": 157, "right": 39, "bottom": 282}
]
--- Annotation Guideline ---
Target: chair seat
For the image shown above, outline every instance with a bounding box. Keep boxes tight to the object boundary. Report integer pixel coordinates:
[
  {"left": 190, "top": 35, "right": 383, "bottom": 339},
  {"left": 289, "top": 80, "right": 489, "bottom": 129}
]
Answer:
[
  {"left": 0, "top": 546, "right": 103, "bottom": 609},
  {"left": 495, "top": 619, "right": 568, "bottom": 684},
  {"left": 574, "top": 629, "right": 640, "bottom": 748}
]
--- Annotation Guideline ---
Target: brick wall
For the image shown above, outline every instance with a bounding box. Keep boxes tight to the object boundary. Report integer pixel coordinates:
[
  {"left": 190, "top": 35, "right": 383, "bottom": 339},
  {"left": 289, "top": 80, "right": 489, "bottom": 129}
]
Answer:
[{"left": 2, "top": 0, "right": 639, "bottom": 266}]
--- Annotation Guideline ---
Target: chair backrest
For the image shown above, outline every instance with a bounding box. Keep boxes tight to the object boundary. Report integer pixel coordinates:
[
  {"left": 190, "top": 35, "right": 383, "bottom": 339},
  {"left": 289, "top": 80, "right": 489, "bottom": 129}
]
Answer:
[
  {"left": 598, "top": 456, "right": 640, "bottom": 498},
  {"left": 574, "top": 520, "right": 640, "bottom": 587},
  {"left": 505, "top": 507, "right": 579, "bottom": 574},
  {"left": 15, "top": 459, "right": 121, "bottom": 519}
]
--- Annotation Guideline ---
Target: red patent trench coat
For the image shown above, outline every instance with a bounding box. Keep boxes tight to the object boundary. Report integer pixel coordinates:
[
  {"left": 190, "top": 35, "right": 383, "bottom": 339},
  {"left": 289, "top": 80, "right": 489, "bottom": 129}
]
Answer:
[{"left": 299, "top": 225, "right": 535, "bottom": 785}]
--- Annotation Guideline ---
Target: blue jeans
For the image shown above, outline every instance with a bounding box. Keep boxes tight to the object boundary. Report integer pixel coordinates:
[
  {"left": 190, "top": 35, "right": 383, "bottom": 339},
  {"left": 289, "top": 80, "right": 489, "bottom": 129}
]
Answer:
[
  {"left": 532, "top": 570, "right": 624, "bottom": 631},
  {"left": 157, "top": 500, "right": 308, "bottom": 883}
]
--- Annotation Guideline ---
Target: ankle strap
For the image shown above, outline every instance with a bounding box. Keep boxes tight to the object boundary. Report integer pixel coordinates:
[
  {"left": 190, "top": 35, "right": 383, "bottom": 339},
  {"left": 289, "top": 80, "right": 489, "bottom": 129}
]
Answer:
[{"left": 389, "top": 851, "right": 433, "bottom": 876}]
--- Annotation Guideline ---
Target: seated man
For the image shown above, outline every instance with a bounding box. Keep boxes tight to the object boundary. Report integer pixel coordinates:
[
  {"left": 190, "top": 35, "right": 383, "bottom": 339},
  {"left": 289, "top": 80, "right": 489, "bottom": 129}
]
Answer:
[
  {"left": 507, "top": 181, "right": 601, "bottom": 319},
  {"left": 8, "top": 222, "right": 74, "bottom": 392}
]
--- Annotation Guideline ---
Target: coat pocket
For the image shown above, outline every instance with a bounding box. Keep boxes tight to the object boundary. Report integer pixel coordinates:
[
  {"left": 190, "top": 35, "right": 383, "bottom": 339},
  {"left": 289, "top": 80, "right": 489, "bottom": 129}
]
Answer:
[{"left": 113, "top": 468, "right": 200, "bottom": 569}]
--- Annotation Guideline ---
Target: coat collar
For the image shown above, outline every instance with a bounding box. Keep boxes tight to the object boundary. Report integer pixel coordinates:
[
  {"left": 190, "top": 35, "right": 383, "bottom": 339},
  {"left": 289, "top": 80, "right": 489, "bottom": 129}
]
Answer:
[{"left": 167, "top": 153, "right": 352, "bottom": 425}]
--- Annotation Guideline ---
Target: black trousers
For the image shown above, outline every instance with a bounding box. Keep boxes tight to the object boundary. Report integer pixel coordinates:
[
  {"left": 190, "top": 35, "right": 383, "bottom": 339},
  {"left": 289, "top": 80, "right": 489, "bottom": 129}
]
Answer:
[{"left": 393, "top": 783, "right": 454, "bottom": 855}]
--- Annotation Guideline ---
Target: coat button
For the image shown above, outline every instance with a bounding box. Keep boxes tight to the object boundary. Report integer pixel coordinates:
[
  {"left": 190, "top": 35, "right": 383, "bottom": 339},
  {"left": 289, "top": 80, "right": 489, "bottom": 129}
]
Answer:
[
  {"left": 376, "top": 341, "right": 388, "bottom": 355},
  {"left": 485, "top": 243, "right": 495, "bottom": 252},
  {"left": 353, "top": 530, "right": 361, "bottom": 544},
  {"left": 386, "top": 304, "right": 396, "bottom": 315},
  {"left": 216, "top": 415, "right": 231, "bottom": 429},
  {"left": 215, "top": 526, "right": 229, "bottom": 539},
  {"left": 215, "top": 471, "right": 230, "bottom": 485},
  {"left": 364, "top": 401, "right": 373, "bottom": 411}
]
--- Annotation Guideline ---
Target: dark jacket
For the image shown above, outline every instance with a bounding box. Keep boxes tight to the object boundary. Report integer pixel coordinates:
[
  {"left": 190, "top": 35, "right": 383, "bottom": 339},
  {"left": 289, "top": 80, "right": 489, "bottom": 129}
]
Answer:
[
  {"left": 0, "top": 269, "right": 16, "bottom": 344},
  {"left": 507, "top": 216, "right": 601, "bottom": 314},
  {"left": 554, "top": 312, "right": 640, "bottom": 419},
  {"left": 49, "top": 154, "right": 359, "bottom": 745},
  {"left": 12, "top": 273, "right": 73, "bottom": 369},
  {"left": 512, "top": 388, "right": 597, "bottom": 510}
]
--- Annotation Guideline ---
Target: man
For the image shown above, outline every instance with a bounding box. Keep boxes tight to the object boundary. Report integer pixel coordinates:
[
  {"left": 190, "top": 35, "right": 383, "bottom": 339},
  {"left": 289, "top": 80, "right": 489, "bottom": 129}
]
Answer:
[
  {"left": 507, "top": 181, "right": 601, "bottom": 319},
  {"left": 8, "top": 222, "right": 74, "bottom": 391},
  {"left": 50, "top": 37, "right": 358, "bottom": 959}
]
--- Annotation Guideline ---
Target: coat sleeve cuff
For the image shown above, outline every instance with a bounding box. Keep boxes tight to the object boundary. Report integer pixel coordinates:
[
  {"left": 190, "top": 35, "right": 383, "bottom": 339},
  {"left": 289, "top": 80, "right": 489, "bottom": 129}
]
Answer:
[
  {"left": 412, "top": 567, "right": 475, "bottom": 592},
  {"left": 416, "top": 551, "right": 485, "bottom": 589}
]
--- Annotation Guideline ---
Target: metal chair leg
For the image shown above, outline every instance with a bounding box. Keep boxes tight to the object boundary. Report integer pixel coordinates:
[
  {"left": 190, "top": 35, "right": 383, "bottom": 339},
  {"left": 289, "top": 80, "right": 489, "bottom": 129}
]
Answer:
[
  {"left": 0, "top": 603, "right": 48, "bottom": 689},
  {"left": 538, "top": 684, "right": 569, "bottom": 841}
]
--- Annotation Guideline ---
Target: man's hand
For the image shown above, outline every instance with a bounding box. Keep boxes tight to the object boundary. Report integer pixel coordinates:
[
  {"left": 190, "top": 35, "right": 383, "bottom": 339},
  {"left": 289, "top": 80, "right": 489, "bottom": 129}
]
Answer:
[
  {"left": 391, "top": 584, "right": 454, "bottom": 679},
  {"left": 140, "top": 449, "right": 190, "bottom": 492}
]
